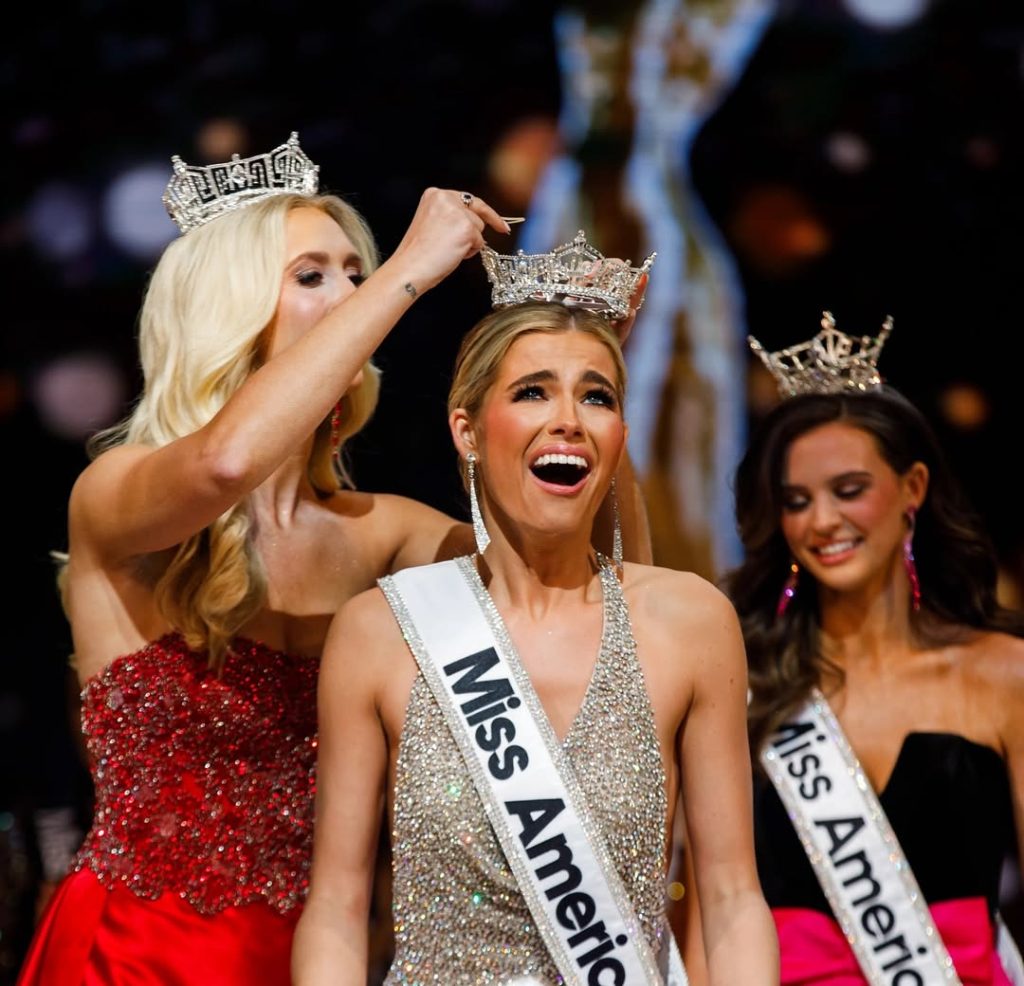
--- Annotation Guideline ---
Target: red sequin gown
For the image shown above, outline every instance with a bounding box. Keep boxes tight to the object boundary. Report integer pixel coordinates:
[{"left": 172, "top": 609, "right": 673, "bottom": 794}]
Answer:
[{"left": 17, "top": 633, "right": 319, "bottom": 986}]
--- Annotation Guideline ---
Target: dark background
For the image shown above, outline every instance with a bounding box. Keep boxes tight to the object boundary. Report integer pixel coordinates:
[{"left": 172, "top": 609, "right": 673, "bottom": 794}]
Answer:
[{"left": 3, "top": 0, "right": 1022, "bottom": 979}]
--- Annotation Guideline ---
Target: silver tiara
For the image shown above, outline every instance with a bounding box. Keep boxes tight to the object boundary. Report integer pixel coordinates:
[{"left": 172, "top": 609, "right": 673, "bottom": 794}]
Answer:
[
  {"left": 162, "top": 132, "right": 320, "bottom": 234},
  {"left": 749, "top": 311, "right": 893, "bottom": 398},
  {"left": 480, "top": 230, "right": 656, "bottom": 320}
]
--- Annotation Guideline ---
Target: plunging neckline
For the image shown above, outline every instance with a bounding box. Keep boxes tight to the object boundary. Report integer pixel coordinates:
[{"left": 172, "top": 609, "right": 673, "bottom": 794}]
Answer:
[{"left": 459, "top": 555, "right": 612, "bottom": 749}]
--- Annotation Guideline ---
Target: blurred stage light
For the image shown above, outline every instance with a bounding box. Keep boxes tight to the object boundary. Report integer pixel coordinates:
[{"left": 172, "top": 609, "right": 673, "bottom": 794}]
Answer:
[
  {"left": 31, "top": 352, "right": 127, "bottom": 441},
  {"left": 103, "top": 163, "right": 176, "bottom": 261},
  {"left": 938, "top": 382, "right": 990, "bottom": 431},
  {"left": 198, "top": 117, "right": 250, "bottom": 161},
  {"left": 487, "top": 116, "right": 561, "bottom": 211},
  {"left": 826, "top": 131, "right": 872, "bottom": 173},
  {"left": 26, "top": 183, "right": 94, "bottom": 260},
  {"left": 842, "top": 0, "right": 928, "bottom": 30},
  {"left": 729, "top": 185, "right": 831, "bottom": 276}
]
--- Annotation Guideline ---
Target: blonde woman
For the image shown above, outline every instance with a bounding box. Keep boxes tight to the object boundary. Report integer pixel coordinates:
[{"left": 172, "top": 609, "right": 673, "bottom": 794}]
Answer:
[
  {"left": 16, "top": 134, "right": 513, "bottom": 986},
  {"left": 294, "top": 301, "right": 777, "bottom": 985}
]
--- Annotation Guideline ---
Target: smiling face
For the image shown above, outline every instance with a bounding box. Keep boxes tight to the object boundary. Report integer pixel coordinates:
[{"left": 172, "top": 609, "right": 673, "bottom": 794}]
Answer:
[
  {"left": 452, "top": 328, "right": 626, "bottom": 546},
  {"left": 779, "top": 420, "right": 927, "bottom": 600},
  {"left": 262, "top": 206, "right": 367, "bottom": 372}
]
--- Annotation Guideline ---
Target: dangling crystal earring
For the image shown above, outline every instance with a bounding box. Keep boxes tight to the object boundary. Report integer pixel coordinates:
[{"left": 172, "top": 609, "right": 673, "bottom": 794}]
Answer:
[
  {"left": 903, "top": 508, "right": 921, "bottom": 613},
  {"left": 467, "top": 452, "right": 490, "bottom": 555},
  {"left": 610, "top": 477, "right": 623, "bottom": 569},
  {"left": 776, "top": 559, "right": 799, "bottom": 618},
  {"left": 329, "top": 400, "right": 343, "bottom": 462}
]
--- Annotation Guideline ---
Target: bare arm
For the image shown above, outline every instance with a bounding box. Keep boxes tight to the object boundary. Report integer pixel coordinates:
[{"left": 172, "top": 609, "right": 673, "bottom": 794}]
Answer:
[
  {"left": 291, "top": 589, "right": 399, "bottom": 984},
  {"left": 676, "top": 813, "right": 709, "bottom": 986},
  {"left": 990, "top": 637, "right": 1024, "bottom": 876},
  {"left": 677, "top": 583, "right": 778, "bottom": 985},
  {"left": 74, "top": 189, "right": 508, "bottom": 565},
  {"left": 380, "top": 495, "right": 474, "bottom": 573}
]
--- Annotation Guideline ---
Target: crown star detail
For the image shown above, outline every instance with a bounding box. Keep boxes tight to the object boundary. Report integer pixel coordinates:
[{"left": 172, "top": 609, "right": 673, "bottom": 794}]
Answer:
[
  {"left": 480, "top": 231, "right": 656, "bottom": 320},
  {"left": 162, "top": 132, "right": 320, "bottom": 234},
  {"left": 749, "top": 311, "right": 894, "bottom": 398}
]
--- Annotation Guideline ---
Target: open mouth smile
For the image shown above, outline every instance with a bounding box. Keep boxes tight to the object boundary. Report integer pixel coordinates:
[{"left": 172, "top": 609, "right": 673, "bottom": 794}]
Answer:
[
  {"left": 811, "top": 538, "right": 863, "bottom": 564},
  {"left": 529, "top": 450, "right": 592, "bottom": 493}
]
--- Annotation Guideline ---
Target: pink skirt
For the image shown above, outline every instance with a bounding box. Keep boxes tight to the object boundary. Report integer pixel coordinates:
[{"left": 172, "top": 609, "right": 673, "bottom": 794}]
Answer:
[{"left": 774, "top": 897, "right": 1011, "bottom": 986}]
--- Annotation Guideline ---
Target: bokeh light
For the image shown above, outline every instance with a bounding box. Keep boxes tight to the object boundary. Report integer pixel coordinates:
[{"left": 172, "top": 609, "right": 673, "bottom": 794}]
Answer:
[
  {"left": 102, "top": 163, "right": 177, "bottom": 260},
  {"left": 938, "top": 382, "right": 990, "bottom": 431},
  {"left": 26, "top": 183, "right": 94, "bottom": 261},
  {"left": 30, "top": 352, "right": 127, "bottom": 441},
  {"left": 842, "top": 0, "right": 929, "bottom": 31}
]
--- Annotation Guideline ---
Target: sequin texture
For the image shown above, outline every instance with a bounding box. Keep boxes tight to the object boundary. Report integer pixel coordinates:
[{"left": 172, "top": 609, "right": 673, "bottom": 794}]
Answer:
[
  {"left": 73, "top": 633, "right": 318, "bottom": 914},
  {"left": 385, "top": 559, "right": 668, "bottom": 984}
]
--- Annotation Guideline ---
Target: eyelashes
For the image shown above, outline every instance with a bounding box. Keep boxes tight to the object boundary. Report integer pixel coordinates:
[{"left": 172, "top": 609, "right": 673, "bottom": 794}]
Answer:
[
  {"left": 781, "top": 484, "right": 870, "bottom": 511},
  {"left": 511, "top": 385, "right": 618, "bottom": 408},
  {"left": 294, "top": 269, "right": 365, "bottom": 287},
  {"left": 583, "top": 388, "right": 617, "bottom": 408},
  {"left": 512, "top": 385, "right": 544, "bottom": 402}
]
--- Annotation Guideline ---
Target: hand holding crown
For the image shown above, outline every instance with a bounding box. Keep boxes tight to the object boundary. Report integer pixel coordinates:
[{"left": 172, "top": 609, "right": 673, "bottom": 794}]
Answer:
[{"left": 389, "top": 188, "right": 509, "bottom": 297}]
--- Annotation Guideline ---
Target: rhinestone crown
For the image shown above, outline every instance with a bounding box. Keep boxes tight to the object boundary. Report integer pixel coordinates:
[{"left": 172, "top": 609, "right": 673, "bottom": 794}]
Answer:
[
  {"left": 481, "top": 230, "right": 656, "bottom": 320},
  {"left": 162, "top": 132, "right": 320, "bottom": 234},
  {"left": 749, "top": 311, "right": 893, "bottom": 398}
]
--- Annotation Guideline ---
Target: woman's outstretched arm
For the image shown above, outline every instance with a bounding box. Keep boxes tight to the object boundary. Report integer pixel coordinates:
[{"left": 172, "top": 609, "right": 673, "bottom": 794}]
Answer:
[{"left": 73, "top": 189, "right": 508, "bottom": 566}]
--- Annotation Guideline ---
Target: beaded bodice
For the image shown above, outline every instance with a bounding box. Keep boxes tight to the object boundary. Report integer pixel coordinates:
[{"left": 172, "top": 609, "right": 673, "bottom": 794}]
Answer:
[
  {"left": 385, "top": 560, "right": 669, "bottom": 985},
  {"left": 73, "top": 633, "right": 318, "bottom": 914}
]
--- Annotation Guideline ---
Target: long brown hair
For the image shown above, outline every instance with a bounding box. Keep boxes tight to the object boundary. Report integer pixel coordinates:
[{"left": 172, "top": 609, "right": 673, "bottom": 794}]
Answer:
[{"left": 726, "top": 388, "right": 1024, "bottom": 755}]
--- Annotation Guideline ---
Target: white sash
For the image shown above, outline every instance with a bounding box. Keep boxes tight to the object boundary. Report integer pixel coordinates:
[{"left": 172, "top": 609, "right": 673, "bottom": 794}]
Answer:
[
  {"left": 762, "top": 688, "right": 1024, "bottom": 985},
  {"left": 381, "top": 557, "right": 686, "bottom": 986}
]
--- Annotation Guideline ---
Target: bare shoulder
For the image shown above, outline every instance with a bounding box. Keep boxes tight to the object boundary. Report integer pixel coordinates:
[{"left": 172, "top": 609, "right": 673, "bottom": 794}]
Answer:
[
  {"left": 370, "top": 493, "right": 473, "bottom": 567},
  {"left": 68, "top": 445, "right": 152, "bottom": 549},
  {"left": 962, "top": 630, "right": 1024, "bottom": 693},
  {"left": 70, "top": 445, "right": 146, "bottom": 508},
  {"left": 623, "top": 563, "right": 740, "bottom": 636},
  {"left": 321, "top": 585, "right": 406, "bottom": 684},
  {"left": 622, "top": 562, "right": 745, "bottom": 686},
  {"left": 370, "top": 492, "right": 451, "bottom": 527}
]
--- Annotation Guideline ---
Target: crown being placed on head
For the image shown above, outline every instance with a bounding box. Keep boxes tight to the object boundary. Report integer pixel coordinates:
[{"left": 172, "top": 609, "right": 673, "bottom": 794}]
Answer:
[
  {"left": 480, "top": 230, "right": 656, "bottom": 320},
  {"left": 749, "top": 311, "right": 893, "bottom": 398},
  {"left": 162, "top": 132, "right": 320, "bottom": 234}
]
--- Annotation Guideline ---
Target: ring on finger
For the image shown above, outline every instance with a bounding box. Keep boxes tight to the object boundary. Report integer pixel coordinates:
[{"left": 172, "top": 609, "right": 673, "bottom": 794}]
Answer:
[{"left": 461, "top": 191, "right": 473, "bottom": 206}]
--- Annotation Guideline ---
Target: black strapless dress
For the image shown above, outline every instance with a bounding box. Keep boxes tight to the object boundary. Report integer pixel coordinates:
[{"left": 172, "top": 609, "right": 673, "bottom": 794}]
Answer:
[{"left": 755, "top": 732, "right": 1017, "bottom": 985}]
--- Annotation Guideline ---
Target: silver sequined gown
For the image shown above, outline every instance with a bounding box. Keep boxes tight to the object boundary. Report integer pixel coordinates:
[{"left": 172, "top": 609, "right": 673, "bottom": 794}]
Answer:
[{"left": 384, "top": 558, "right": 670, "bottom": 985}]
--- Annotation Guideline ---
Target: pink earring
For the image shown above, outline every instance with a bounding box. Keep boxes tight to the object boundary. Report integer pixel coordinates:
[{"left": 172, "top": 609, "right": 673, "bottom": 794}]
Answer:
[
  {"left": 776, "top": 559, "right": 799, "bottom": 618},
  {"left": 903, "top": 508, "right": 921, "bottom": 613}
]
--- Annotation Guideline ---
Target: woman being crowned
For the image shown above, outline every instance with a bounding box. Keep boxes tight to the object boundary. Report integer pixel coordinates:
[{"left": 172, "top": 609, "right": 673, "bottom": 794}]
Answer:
[{"left": 293, "top": 234, "right": 778, "bottom": 985}]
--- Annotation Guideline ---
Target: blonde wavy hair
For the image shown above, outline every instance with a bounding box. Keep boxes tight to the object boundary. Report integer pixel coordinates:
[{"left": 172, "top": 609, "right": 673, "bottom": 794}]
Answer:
[
  {"left": 88, "top": 192, "right": 381, "bottom": 669},
  {"left": 448, "top": 301, "right": 627, "bottom": 488}
]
